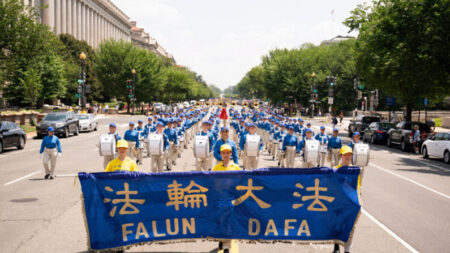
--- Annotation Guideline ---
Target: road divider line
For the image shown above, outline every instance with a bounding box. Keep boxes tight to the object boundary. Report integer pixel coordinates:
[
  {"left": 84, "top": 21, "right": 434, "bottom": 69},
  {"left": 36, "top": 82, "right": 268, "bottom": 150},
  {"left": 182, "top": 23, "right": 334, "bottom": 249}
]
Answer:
[
  {"left": 4, "top": 170, "right": 40, "bottom": 186},
  {"left": 369, "top": 162, "right": 449, "bottom": 199},
  {"left": 362, "top": 209, "right": 419, "bottom": 253}
]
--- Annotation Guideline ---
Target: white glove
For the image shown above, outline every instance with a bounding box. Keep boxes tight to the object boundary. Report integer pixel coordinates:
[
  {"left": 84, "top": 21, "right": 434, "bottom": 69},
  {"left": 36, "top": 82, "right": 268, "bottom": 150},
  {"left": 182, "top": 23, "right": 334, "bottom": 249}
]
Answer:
[{"left": 58, "top": 153, "right": 62, "bottom": 157}]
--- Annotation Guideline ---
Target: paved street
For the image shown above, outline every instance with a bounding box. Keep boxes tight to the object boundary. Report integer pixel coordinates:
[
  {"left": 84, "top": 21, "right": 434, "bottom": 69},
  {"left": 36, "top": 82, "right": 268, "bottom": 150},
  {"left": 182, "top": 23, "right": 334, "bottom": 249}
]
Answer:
[{"left": 0, "top": 113, "right": 449, "bottom": 253}]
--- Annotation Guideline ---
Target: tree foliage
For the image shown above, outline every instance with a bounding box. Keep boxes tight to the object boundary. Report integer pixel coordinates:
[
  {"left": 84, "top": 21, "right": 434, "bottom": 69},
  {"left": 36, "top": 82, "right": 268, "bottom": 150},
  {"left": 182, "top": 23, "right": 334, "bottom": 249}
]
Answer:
[{"left": 344, "top": 0, "right": 450, "bottom": 120}]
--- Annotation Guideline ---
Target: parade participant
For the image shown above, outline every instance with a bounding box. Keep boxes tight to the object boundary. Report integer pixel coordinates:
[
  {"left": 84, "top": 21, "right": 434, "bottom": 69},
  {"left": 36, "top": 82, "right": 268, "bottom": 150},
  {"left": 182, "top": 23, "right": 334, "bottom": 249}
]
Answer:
[
  {"left": 164, "top": 120, "right": 179, "bottom": 169},
  {"left": 104, "top": 140, "right": 138, "bottom": 172},
  {"left": 151, "top": 122, "right": 170, "bottom": 172},
  {"left": 134, "top": 120, "right": 146, "bottom": 165},
  {"left": 219, "top": 105, "right": 228, "bottom": 126},
  {"left": 239, "top": 123, "right": 263, "bottom": 170},
  {"left": 103, "top": 123, "right": 122, "bottom": 168},
  {"left": 327, "top": 128, "right": 343, "bottom": 167},
  {"left": 315, "top": 126, "right": 328, "bottom": 167},
  {"left": 348, "top": 132, "right": 363, "bottom": 149},
  {"left": 296, "top": 118, "right": 305, "bottom": 140},
  {"left": 270, "top": 122, "right": 280, "bottom": 159},
  {"left": 176, "top": 118, "right": 185, "bottom": 156},
  {"left": 274, "top": 124, "right": 287, "bottom": 166},
  {"left": 298, "top": 128, "right": 316, "bottom": 168},
  {"left": 333, "top": 145, "right": 356, "bottom": 253},
  {"left": 195, "top": 121, "right": 214, "bottom": 171},
  {"left": 144, "top": 117, "right": 156, "bottom": 157},
  {"left": 282, "top": 126, "right": 300, "bottom": 168},
  {"left": 124, "top": 122, "right": 140, "bottom": 162},
  {"left": 212, "top": 144, "right": 240, "bottom": 253},
  {"left": 213, "top": 127, "right": 239, "bottom": 165},
  {"left": 39, "top": 127, "right": 61, "bottom": 179},
  {"left": 303, "top": 123, "right": 314, "bottom": 138}
]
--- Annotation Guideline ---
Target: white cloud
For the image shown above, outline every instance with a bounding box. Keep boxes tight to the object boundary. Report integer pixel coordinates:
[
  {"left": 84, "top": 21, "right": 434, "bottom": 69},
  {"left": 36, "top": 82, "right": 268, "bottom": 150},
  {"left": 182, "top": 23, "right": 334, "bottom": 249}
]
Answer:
[{"left": 114, "top": 0, "right": 183, "bottom": 25}]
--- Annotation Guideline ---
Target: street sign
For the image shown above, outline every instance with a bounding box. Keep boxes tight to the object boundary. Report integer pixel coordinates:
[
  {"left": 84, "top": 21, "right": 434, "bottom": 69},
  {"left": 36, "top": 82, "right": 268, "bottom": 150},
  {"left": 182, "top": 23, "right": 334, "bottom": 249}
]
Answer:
[
  {"left": 77, "top": 79, "right": 84, "bottom": 85},
  {"left": 386, "top": 97, "right": 395, "bottom": 106},
  {"left": 309, "top": 99, "right": 316, "bottom": 103},
  {"left": 313, "top": 89, "right": 318, "bottom": 93},
  {"left": 75, "top": 94, "right": 81, "bottom": 98},
  {"left": 328, "top": 97, "right": 334, "bottom": 104},
  {"left": 424, "top": 98, "right": 429, "bottom": 106}
]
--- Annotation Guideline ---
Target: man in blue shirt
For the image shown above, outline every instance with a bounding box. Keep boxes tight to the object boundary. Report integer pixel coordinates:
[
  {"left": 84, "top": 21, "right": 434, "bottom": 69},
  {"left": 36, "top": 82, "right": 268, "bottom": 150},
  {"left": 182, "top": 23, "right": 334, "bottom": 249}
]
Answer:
[
  {"left": 39, "top": 127, "right": 62, "bottom": 179},
  {"left": 213, "top": 127, "right": 239, "bottom": 165},
  {"left": 134, "top": 120, "right": 146, "bottom": 165},
  {"left": 327, "top": 128, "right": 343, "bottom": 167},
  {"left": 151, "top": 122, "right": 170, "bottom": 172},
  {"left": 282, "top": 126, "right": 299, "bottom": 168},
  {"left": 315, "top": 126, "right": 328, "bottom": 167},
  {"left": 195, "top": 121, "right": 215, "bottom": 171},
  {"left": 103, "top": 123, "right": 122, "bottom": 168},
  {"left": 164, "top": 120, "right": 179, "bottom": 168},
  {"left": 274, "top": 124, "right": 287, "bottom": 166},
  {"left": 124, "top": 122, "right": 140, "bottom": 162},
  {"left": 144, "top": 117, "right": 156, "bottom": 157},
  {"left": 239, "top": 123, "right": 263, "bottom": 170},
  {"left": 298, "top": 128, "right": 316, "bottom": 168}
]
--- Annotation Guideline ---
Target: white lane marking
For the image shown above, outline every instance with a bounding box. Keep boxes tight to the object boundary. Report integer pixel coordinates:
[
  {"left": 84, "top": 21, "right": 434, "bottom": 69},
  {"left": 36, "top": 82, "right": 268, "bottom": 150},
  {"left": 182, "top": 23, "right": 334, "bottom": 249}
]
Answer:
[
  {"left": 362, "top": 209, "right": 419, "bottom": 253},
  {"left": 369, "top": 162, "right": 449, "bottom": 199},
  {"left": 4, "top": 170, "right": 41, "bottom": 186}
]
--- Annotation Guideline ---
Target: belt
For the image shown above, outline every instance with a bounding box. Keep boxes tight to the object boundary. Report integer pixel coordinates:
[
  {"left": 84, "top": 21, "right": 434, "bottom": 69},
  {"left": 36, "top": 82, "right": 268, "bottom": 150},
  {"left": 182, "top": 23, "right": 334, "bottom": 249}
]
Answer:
[{"left": 45, "top": 147, "right": 56, "bottom": 149}]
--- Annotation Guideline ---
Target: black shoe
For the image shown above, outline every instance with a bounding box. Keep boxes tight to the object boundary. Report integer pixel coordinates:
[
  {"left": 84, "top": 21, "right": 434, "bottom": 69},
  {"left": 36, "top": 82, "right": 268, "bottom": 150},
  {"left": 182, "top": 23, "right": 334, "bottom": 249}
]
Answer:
[
  {"left": 136, "top": 159, "right": 140, "bottom": 164},
  {"left": 49, "top": 175, "right": 54, "bottom": 180},
  {"left": 333, "top": 243, "right": 340, "bottom": 253},
  {"left": 218, "top": 242, "right": 223, "bottom": 250},
  {"left": 166, "top": 166, "right": 171, "bottom": 171},
  {"left": 277, "top": 162, "right": 280, "bottom": 166},
  {"left": 44, "top": 174, "right": 49, "bottom": 179},
  {"left": 224, "top": 249, "right": 230, "bottom": 253}
]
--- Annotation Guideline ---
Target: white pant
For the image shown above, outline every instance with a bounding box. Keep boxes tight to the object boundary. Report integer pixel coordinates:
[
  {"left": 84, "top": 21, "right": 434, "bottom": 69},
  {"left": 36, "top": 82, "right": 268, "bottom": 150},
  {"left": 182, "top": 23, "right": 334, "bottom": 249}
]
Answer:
[
  {"left": 318, "top": 152, "right": 327, "bottom": 167},
  {"left": 245, "top": 155, "right": 259, "bottom": 170},
  {"left": 43, "top": 148, "right": 58, "bottom": 176},
  {"left": 103, "top": 155, "right": 115, "bottom": 168},
  {"left": 285, "top": 146, "right": 296, "bottom": 168},
  {"left": 330, "top": 148, "right": 340, "bottom": 167},
  {"left": 127, "top": 142, "right": 137, "bottom": 159},
  {"left": 271, "top": 141, "right": 278, "bottom": 157},
  {"left": 151, "top": 154, "right": 164, "bottom": 172},
  {"left": 165, "top": 144, "right": 177, "bottom": 167},
  {"left": 196, "top": 157, "right": 209, "bottom": 171}
]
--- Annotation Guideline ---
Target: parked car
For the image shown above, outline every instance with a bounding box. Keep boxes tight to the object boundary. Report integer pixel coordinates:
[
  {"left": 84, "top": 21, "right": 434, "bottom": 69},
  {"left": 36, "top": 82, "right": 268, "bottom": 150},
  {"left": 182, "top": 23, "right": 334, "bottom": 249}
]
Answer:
[
  {"left": 76, "top": 113, "right": 98, "bottom": 132},
  {"left": 348, "top": 115, "right": 381, "bottom": 137},
  {"left": 0, "top": 121, "right": 26, "bottom": 153},
  {"left": 421, "top": 132, "right": 450, "bottom": 163},
  {"left": 386, "top": 121, "right": 431, "bottom": 152},
  {"left": 153, "top": 103, "right": 164, "bottom": 113},
  {"left": 183, "top": 101, "right": 190, "bottom": 108},
  {"left": 363, "top": 122, "right": 395, "bottom": 144},
  {"left": 36, "top": 111, "right": 79, "bottom": 138}
]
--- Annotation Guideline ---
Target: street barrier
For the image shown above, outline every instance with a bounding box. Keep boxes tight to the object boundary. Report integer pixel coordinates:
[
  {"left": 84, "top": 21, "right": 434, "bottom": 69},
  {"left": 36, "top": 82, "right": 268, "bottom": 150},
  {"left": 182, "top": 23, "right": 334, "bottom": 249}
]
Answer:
[{"left": 79, "top": 167, "right": 361, "bottom": 251}]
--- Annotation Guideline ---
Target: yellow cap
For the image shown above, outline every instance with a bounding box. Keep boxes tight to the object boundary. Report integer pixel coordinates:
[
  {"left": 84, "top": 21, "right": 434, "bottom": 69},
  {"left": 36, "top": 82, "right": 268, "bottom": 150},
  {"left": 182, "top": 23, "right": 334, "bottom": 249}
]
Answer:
[
  {"left": 116, "top": 140, "right": 129, "bottom": 149},
  {"left": 340, "top": 146, "right": 353, "bottom": 155},
  {"left": 220, "top": 144, "right": 232, "bottom": 152}
]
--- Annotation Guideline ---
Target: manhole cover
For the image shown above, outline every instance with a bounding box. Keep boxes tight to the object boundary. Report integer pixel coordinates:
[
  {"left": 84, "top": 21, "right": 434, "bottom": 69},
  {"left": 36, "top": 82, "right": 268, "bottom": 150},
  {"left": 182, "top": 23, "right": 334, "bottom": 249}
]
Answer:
[{"left": 10, "top": 198, "right": 38, "bottom": 203}]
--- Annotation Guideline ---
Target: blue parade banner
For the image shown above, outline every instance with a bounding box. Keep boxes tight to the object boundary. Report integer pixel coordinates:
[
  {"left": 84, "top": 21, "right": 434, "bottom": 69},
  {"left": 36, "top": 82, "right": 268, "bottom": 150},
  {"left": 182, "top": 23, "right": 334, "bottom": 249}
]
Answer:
[{"left": 79, "top": 167, "right": 361, "bottom": 251}]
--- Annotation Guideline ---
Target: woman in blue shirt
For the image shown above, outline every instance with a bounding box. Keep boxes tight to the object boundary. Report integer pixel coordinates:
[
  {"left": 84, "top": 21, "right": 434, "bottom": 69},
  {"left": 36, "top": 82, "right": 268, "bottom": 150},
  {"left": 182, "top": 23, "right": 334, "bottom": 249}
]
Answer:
[{"left": 39, "top": 127, "right": 62, "bottom": 179}]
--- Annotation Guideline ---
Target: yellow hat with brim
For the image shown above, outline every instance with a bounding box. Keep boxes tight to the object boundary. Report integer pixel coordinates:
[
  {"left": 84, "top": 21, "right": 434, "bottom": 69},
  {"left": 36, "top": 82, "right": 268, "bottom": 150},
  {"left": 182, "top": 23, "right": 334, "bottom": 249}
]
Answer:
[
  {"left": 220, "top": 144, "right": 232, "bottom": 152},
  {"left": 340, "top": 146, "right": 353, "bottom": 155},
  {"left": 117, "top": 140, "right": 129, "bottom": 149}
]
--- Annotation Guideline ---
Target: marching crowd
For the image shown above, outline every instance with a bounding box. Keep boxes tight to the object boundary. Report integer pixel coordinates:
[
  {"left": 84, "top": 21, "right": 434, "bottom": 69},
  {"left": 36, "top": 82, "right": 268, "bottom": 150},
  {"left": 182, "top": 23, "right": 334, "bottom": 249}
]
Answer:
[{"left": 39, "top": 104, "right": 367, "bottom": 253}]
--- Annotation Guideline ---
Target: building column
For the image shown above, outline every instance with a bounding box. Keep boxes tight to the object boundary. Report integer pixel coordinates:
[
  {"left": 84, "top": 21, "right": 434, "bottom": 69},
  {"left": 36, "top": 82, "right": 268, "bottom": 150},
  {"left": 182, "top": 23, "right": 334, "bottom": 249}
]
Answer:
[
  {"left": 61, "top": 0, "right": 66, "bottom": 34},
  {"left": 55, "top": 0, "right": 61, "bottom": 34},
  {"left": 42, "top": 0, "right": 54, "bottom": 29},
  {"left": 85, "top": 6, "right": 90, "bottom": 43},
  {"left": 74, "top": 0, "right": 79, "bottom": 39},
  {"left": 66, "top": 0, "right": 72, "bottom": 34}
]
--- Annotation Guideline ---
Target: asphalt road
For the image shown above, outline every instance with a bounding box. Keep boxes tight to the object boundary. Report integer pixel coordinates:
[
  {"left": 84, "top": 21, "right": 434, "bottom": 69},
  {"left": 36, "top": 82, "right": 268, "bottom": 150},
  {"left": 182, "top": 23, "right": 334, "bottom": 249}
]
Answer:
[{"left": 0, "top": 113, "right": 449, "bottom": 253}]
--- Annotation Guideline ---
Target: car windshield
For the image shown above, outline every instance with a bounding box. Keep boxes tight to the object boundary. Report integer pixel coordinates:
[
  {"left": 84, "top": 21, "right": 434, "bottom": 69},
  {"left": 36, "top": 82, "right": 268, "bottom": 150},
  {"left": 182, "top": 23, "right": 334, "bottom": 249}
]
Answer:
[
  {"left": 378, "top": 123, "right": 394, "bottom": 130},
  {"left": 44, "top": 114, "right": 66, "bottom": 121},
  {"left": 76, "top": 115, "right": 89, "bottom": 120},
  {"left": 154, "top": 103, "right": 162, "bottom": 107},
  {"left": 363, "top": 117, "right": 380, "bottom": 123}
]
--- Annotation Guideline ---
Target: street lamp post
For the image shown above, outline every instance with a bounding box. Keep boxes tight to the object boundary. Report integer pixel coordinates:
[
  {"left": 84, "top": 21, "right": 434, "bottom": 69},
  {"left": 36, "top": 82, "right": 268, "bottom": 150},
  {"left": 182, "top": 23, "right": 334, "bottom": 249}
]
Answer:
[
  {"left": 310, "top": 72, "right": 316, "bottom": 118},
  {"left": 79, "top": 52, "right": 86, "bottom": 110},
  {"left": 131, "top": 69, "right": 136, "bottom": 114}
]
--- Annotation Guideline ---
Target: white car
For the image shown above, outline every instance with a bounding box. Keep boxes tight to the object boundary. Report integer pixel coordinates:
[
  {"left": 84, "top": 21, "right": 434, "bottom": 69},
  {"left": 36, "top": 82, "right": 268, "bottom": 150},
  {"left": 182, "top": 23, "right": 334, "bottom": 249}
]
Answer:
[
  {"left": 421, "top": 132, "right": 450, "bottom": 163},
  {"left": 183, "top": 101, "right": 190, "bottom": 108},
  {"left": 76, "top": 113, "right": 98, "bottom": 132}
]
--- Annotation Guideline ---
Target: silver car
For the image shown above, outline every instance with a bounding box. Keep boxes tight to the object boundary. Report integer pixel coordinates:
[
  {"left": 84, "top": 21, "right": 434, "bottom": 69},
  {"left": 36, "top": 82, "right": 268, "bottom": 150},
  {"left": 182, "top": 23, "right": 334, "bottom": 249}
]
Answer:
[{"left": 76, "top": 113, "right": 98, "bottom": 132}]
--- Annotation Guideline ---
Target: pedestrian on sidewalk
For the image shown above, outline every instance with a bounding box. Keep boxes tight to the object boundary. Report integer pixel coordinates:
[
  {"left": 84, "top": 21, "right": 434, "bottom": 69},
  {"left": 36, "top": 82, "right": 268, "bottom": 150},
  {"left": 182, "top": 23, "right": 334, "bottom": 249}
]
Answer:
[
  {"left": 339, "top": 111, "right": 344, "bottom": 125},
  {"left": 39, "top": 127, "right": 62, "bottom": 179},
  {"left": 332, "top": 115, "right": 338, "bottom": 129}
]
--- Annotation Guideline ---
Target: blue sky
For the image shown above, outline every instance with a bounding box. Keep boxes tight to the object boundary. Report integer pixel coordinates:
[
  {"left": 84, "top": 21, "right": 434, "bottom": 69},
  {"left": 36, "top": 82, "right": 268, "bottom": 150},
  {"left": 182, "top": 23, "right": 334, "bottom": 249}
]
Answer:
[{"left": 112, "top": 0, "right": 365, "bottom": 90}]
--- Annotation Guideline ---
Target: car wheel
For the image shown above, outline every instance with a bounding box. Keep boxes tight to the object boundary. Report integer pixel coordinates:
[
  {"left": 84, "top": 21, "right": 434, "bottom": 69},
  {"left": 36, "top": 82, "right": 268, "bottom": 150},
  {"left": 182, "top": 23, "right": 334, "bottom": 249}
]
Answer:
[
  {"left": 36, "top": 134, "right": 44, "bottom": 139},
  {"left": 94, "top": 124, "right": 98, "bottom": 131},
  {"left": 64, "top": 127, "right": 69, "bottom": 138},
  {"left": 422, "top": 146, "right": 428, "bottom": 158},
  {"left": 401, "top": 138, "right": 407, "bottom": 152},
  {"left": 387, "top": 137, "right": 392, "bottom": 147},
  {"left": 371, "top": 135, "right": 375, "bottom": 144},
  {"left": 74, "top": 126, "right": 79, "bottom": 136},
  {"left": 17, "top": 136, "right": 25, "bottom": 149},
  {"left": 444, "top": 151, "right": 450, "bottom": 164},
  {"left": 0, "top": 141, "right": 3, "bottom": 153},
  {"left": 348, "top": 129, "right": 352, "bottom": 137}
]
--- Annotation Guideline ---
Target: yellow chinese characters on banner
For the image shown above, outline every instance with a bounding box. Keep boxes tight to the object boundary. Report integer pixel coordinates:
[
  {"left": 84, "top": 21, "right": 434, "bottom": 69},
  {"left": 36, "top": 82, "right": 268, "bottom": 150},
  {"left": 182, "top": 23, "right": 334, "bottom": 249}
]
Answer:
[
  {"left": 292, "top": 178, "right": 335, "bottom": 212},
  {"left": 232, "top": 178, "right": 271, "bottom": 209},
  {"left": 103, "top": 182, "right": 146, "bottom": 218},
  {"left": 166, "top": 180, "right": 209, "bottom": 211}
]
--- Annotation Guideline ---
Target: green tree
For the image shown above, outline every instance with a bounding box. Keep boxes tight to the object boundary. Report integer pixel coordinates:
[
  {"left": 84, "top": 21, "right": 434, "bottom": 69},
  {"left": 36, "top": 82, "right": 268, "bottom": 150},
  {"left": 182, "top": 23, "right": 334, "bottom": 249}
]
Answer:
[
  {"left": 18, "top": 67, "right": 42, "bottom": 106},
  {"left": 344, "top": 0, "right": 450, "bottom": 121}
]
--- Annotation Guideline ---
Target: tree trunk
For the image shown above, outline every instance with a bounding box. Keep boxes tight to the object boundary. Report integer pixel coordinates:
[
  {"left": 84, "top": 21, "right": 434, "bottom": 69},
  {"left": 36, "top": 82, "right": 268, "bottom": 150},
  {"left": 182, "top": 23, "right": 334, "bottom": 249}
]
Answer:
[
  {"left": 405, "top": 103, "right": 413, "bottom": 122},
  {"left": 127, "top": 98, "right": 130, "bottom": 114}
]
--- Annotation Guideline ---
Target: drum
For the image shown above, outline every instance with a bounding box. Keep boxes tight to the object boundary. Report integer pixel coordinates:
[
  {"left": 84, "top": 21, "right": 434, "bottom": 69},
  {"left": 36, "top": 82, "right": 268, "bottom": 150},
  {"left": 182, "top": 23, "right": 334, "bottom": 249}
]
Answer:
[
  {"left": 353, "top": 143, "right": 370, "bottom": 167},
  {"left": 245, "top": 134, "right": 261, "bottom": 157},
  {"left": 99, "top": 134, "right": 116, "bottom": 156},
  {"left": 194, "top": 135, "right": 209, "bottom": 158},
  {"left": 319, "top": 144, "right": 328, "bottom": 153},
  {"left": 149, "top": 134, "right": 164, "bottom": 156},
  {"left": 304, "top": 140, "right": 320, "bottom": 164}
]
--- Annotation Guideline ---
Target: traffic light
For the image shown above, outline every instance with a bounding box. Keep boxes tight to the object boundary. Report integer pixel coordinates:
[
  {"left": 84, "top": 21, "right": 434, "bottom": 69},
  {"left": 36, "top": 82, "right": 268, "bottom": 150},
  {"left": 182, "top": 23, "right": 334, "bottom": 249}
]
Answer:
[
  {"left": 126, "top": 80, "right": 133, "bottom": 89},
  {"left": 77, "top": 85, "right": 82, "bottom": 94},
  {"left": 327, "top": 76, "right": 336, "bottom": 86},
  {"left": 328, "top": 88, "right": 334, "bottom": 97}
]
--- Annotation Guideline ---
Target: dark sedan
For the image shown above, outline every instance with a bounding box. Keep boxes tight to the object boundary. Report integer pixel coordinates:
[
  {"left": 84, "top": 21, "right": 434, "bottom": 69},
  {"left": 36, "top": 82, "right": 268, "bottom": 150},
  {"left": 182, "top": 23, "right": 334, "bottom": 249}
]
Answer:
[
  {"left": 0, "top": 121, "right": 26, "bottom": 153},
  {"left": 363, "top": 122, "right": 395, "bottom": 144},
  {"left": 36, "top": 111, "right": 79, "bottom": 138}
]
